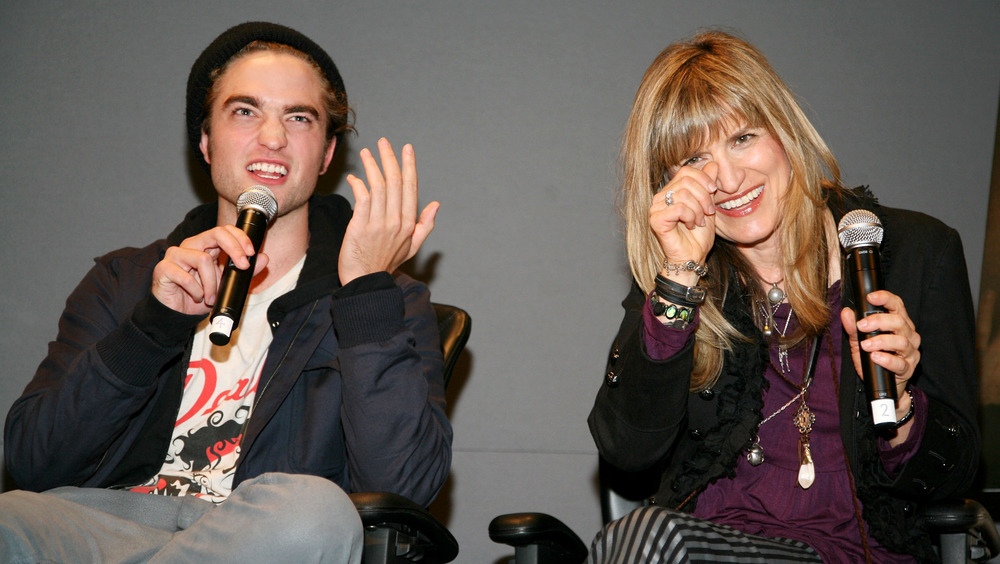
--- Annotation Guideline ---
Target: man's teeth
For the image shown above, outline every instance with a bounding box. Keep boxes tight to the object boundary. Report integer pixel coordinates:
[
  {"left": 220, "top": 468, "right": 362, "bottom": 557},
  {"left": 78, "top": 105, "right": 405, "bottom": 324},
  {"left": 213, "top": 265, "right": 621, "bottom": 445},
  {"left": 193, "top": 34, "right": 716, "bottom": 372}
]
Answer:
[
  {"left": 717, "top": 186, "right": 763, "bottom": 210},
  {"left": 247, "top": 163, "right": 287, "bottom": 177}
]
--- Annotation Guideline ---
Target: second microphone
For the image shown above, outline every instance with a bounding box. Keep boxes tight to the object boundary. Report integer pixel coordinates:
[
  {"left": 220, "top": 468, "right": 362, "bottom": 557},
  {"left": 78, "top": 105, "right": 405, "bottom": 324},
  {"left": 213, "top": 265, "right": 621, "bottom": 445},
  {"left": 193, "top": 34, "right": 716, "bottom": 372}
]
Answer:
[{"left": 838, "top": 209, "right": 898, "bottom": 429}]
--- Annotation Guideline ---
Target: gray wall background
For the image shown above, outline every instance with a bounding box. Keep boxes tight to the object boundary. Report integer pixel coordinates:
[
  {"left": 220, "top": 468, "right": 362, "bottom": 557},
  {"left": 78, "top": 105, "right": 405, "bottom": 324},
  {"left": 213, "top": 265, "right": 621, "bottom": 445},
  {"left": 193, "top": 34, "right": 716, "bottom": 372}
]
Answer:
[{"left": 3, "top": 2, "right": 998, "bottom": 562}]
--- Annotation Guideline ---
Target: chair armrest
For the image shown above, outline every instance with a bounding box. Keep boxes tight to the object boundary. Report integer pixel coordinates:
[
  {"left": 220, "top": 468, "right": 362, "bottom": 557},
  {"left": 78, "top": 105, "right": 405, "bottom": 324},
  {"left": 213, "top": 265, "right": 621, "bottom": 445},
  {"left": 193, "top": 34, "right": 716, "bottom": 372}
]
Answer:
[
  {"left": 921, "top": 498, "right": 1000, "bottom": 561},
  {"left": 350, "top": 491, "right": 458, "bottom": 564},
  {"left": 489, "top": 512, "right": 588, "bottom": 563}
]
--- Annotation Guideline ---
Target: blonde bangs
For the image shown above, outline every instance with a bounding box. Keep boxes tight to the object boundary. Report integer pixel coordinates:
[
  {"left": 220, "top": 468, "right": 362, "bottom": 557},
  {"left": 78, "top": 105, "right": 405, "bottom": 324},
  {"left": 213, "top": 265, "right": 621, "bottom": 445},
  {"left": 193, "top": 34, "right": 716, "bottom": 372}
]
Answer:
[{"left": 651, "top": 67, "right": 768, "bottom": 180}]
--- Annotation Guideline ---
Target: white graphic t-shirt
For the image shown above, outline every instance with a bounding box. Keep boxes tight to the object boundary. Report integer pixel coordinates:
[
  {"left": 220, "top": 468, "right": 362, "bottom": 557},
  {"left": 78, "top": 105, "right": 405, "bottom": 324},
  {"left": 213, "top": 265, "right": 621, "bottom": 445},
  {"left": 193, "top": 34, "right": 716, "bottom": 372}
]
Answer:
[{"left": 131, "top": 256, "right": 305, "bottom": 503}]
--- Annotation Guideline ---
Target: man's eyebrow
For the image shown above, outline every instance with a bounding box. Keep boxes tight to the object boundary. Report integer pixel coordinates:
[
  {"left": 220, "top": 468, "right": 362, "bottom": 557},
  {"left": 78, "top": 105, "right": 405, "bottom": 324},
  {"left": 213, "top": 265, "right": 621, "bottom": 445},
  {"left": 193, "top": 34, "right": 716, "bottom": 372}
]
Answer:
[
  {"left": 285, "top": 105, "right": 321, "bottom": 119},
  {"left": 222, "top": 95, "right": 261, "bottom": 109}
]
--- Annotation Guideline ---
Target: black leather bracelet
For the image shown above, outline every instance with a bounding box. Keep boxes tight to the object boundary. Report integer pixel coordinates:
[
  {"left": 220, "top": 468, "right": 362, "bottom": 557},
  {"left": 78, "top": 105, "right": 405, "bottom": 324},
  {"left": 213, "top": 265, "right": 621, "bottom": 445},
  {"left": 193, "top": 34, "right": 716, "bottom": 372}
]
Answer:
[
  {"left": 895, "top": 388, "right": 915, "bottom": 427},
  {"left": 654, "top": 274, "right": 706, "bottom": 307}
]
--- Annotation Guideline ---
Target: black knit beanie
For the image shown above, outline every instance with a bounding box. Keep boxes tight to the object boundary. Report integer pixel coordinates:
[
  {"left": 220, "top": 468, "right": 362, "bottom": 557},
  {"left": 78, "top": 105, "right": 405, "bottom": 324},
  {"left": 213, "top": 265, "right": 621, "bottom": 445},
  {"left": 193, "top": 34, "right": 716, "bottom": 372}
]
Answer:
[{"left": 186, "top": 21, "right": 347, "bottom": 173}]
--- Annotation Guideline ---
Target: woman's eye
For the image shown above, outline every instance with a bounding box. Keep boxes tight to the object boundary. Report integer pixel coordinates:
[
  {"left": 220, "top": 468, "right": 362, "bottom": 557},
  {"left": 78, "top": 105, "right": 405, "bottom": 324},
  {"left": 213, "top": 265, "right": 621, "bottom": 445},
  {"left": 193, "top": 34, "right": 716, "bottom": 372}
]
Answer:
[
  {"left": 735, "top": 132, "right": 756, "bottom": 144},
  {"left": 682, "top": 156, "right": 702, "bottom": 167}
]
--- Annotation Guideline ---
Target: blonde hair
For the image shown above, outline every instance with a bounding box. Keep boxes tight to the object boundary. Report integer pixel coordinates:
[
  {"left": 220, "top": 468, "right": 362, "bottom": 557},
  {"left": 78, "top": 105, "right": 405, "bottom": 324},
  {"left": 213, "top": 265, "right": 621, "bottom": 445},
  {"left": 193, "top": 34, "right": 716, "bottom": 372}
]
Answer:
[{"left": 620, "top": 30, "right": 843, "bottom": 390}]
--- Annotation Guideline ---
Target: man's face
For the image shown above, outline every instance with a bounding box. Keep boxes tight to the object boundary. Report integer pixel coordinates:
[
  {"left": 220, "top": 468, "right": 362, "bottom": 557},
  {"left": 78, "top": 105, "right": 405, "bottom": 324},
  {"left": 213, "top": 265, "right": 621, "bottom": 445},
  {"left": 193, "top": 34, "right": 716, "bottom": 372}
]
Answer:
[{"left": 200, "top": 50, "right": 336, "bottom": 223}]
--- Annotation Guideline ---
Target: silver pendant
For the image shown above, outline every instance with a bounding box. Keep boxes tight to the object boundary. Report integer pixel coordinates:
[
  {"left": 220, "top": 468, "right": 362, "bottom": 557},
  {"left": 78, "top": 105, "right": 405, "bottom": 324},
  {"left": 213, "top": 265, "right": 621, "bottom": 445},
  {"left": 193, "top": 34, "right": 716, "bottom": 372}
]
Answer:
[
  {"left": 747, "top": 442, "right": 764, "bottom": 466},
  {"left": 778, "top": 347, "right": 790, "bottom": 373},
  {"left": 767, "top": 283, "right": 785, "bottom": 304}
]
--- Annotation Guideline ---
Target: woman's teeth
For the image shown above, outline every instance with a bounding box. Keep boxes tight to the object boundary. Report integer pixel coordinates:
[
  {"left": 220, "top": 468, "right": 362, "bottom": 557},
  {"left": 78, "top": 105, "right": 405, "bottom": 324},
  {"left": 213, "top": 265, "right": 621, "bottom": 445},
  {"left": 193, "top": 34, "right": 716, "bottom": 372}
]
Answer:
[{"left": 717, "top": 186, "right": 763, "bottom": 210}]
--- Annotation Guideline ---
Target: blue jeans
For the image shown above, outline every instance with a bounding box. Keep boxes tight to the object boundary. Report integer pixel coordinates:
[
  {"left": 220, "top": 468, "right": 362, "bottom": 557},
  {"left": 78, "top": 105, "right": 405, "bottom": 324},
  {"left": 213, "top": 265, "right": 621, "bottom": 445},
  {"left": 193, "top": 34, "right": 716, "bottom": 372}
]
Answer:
[{"left": 0, "top": 472, "right": 363, "bottom": 563}]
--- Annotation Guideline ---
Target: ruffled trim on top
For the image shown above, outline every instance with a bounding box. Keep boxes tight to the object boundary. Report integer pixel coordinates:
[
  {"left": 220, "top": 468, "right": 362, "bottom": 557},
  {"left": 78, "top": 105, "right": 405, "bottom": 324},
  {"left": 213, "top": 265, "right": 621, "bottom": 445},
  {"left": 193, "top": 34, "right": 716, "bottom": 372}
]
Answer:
[{"left": 671, "top": 277, "right": 769, "bottom": 507}]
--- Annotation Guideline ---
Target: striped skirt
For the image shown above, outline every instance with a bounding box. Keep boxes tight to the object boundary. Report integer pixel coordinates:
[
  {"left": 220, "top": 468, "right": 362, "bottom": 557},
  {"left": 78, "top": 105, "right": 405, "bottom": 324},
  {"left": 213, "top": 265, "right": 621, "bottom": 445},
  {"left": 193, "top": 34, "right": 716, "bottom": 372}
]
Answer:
[{"left": 585, "top": 506, "right": 822, "bottom": 564}]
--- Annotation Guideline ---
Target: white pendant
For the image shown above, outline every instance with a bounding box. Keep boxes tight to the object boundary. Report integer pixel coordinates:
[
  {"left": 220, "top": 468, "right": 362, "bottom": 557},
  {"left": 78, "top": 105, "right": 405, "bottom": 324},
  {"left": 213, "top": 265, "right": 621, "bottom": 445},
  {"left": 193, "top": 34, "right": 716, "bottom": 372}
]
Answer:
[
  {"left": 797, "top": 443, "right": 815, "bottom": 489},
  {"left": 767, "top": 284, "right": 785, "bottom": 304}
]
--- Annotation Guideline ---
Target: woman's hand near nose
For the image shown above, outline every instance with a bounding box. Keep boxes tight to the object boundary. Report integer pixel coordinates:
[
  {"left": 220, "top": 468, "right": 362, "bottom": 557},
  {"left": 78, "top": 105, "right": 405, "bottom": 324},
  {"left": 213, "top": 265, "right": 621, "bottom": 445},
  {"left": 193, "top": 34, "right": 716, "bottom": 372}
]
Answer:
[{"left": 650, "top": 161, "right": 719, "bottom": 283}]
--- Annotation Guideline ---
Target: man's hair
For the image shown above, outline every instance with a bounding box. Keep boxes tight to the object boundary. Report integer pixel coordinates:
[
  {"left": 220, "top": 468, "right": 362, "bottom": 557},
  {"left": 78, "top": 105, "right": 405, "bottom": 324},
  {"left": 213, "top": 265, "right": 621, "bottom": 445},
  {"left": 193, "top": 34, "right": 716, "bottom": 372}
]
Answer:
[
  {"left": 618, "top": 30, "right": 843, "bottom": 390},
  {"left": 186, "top": 22, "right": 354, "bottom": 173}
]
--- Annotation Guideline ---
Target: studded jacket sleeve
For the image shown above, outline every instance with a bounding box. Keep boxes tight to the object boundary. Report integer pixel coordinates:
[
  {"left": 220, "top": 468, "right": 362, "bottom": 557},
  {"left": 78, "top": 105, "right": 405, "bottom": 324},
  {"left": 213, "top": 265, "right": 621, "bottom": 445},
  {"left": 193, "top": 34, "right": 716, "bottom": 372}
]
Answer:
[{"left": 587, "top": 281, "right": 696, "bottom": 473}]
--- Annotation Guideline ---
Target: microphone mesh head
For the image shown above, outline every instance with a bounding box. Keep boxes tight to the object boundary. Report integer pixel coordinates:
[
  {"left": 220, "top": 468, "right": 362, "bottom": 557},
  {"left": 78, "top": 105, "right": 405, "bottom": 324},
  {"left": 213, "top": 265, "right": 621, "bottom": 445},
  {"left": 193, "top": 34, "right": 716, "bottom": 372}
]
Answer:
[
  {"left": 236, "top": 185, "right": 278, "bottom": 221},
  {"left": 837, "top": 209, "right": 883, "bottom": 249}
]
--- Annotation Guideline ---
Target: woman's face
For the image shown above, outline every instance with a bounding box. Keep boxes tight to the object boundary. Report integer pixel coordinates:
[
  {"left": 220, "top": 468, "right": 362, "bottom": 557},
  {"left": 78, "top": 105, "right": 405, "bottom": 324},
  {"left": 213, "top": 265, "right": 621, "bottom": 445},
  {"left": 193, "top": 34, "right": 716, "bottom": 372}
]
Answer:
[{"left": 669, "top": 121, "right": 792, "bottom": 252}]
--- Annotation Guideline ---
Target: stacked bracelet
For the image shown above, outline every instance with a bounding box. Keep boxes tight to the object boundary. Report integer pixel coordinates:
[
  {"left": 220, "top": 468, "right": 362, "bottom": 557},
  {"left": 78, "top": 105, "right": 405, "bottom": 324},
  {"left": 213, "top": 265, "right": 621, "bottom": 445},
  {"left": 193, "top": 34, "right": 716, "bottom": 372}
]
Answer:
[
  {"left": 662, "top": 260, "right": 708, "bottom": 278},
  {"left": 895, "top": 388, "right": 915, "bottom": 427},
  {"left": 654, "top": 273, "right": 706, "bottom": 307},
  {"left": 650, "top": 293, "right": 695, "bottom": 329}
]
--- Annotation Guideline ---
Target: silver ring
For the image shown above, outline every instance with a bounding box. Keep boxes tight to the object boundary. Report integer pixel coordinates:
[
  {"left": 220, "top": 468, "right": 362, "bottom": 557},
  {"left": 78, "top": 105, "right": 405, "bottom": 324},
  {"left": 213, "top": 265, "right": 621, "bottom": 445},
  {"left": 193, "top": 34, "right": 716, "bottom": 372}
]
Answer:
[{"left": 664, "top": 190, "right": 675, "bottom": 206}]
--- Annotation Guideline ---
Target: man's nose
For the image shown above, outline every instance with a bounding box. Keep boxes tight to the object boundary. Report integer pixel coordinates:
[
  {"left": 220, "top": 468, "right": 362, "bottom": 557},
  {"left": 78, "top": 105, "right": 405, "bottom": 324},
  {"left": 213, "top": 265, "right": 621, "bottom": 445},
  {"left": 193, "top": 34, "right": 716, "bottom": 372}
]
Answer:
[{"left": 258, "top": 118, "right": 288, "bottom": 151}]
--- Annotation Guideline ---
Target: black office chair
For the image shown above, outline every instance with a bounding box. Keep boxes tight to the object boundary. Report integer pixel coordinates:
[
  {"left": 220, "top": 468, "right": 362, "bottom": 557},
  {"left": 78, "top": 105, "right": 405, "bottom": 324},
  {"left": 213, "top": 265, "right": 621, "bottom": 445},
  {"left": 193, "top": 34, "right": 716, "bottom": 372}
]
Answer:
[
  {"left": 489, "top": 457, "right": 1000, "bottom": 564},
  {"left": 350, "top": 302, "right": 471, "bottom": 564}
]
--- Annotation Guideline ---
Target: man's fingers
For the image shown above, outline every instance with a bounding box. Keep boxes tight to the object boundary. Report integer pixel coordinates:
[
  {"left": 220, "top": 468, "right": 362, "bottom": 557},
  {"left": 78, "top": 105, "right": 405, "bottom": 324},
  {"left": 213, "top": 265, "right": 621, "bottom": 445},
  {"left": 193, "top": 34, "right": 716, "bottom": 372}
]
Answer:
[
  {"left": 346, "top": 173, "right": 372, "bottom": 221},
  {"left": 408, "top": 201, "right": 440, "bottom": 258},
  {"left": 360, "top": 146, "right": 387, "bottom": 216},
  {"left": 401, "top": 143, "right": 418, "bottom": 225}
]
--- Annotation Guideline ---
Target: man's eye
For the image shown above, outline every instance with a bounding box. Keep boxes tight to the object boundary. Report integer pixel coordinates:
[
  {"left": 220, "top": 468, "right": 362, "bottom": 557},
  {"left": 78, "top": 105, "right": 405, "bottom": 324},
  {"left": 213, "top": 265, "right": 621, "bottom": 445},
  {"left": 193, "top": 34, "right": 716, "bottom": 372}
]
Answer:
[
  {"left": 289, "top": 115, "right": 311, "bottom": 123},
  {"left": 235, "top": 108, "right": 254, "bottom": 116}
]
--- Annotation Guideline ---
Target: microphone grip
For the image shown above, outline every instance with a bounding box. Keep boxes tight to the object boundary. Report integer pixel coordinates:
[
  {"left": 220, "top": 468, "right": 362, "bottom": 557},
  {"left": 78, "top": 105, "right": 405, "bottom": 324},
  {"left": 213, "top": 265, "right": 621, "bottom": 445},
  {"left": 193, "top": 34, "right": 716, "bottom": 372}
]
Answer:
[
  {"left": 209, "top": 209, "right": 269, "bottom": 346},
  {"left": 845, "top": 246, "right": 897, "bottom": 428}
]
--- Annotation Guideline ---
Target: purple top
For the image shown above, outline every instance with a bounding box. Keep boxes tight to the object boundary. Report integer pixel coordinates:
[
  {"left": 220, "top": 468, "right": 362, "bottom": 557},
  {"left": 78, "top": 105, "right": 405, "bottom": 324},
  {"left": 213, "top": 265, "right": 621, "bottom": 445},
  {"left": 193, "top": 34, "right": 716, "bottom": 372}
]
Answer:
[{"left": 642, "top": 284, "right": 926, "bottom": 563}]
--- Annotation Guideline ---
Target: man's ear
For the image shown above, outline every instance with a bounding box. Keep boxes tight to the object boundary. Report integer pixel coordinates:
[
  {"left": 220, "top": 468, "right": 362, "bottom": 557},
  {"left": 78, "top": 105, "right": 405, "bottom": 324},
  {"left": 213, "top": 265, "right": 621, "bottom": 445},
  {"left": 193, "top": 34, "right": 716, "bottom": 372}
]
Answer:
[
  {"left": 199, "top": 129, "right": 212, "bottom": 165},
  {"left": 319, "top": 138, "right": 336, "bottom": 175}
]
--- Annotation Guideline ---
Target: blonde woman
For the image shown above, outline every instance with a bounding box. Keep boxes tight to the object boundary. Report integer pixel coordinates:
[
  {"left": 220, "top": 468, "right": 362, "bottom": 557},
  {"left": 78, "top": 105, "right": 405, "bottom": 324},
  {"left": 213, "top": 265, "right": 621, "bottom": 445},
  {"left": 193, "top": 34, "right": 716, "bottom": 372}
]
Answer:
[{"left": 587, "top": 31, "right": 978, "bottom": 563}]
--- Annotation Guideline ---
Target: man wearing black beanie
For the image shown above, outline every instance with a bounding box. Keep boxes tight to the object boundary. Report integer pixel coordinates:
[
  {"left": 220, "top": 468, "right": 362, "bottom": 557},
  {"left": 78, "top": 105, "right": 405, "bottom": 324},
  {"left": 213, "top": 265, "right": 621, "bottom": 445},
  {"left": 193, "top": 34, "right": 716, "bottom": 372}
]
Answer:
[{"left": 1, "top": 22, "right": 451, "bottom": 563}]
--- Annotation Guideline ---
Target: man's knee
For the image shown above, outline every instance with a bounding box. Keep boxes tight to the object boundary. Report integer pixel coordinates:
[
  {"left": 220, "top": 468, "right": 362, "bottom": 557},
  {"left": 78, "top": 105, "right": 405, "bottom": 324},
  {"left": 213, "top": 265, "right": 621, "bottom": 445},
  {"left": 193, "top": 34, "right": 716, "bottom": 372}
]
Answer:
[
  {"left": 276, "top": 474, "right": 361, "bottom": 536},
  {"left": 0, "top": 490, "right": 51, "bottom": 530},
  {"left": 235, "top": 473, "right": 363, "bottom": 554}
]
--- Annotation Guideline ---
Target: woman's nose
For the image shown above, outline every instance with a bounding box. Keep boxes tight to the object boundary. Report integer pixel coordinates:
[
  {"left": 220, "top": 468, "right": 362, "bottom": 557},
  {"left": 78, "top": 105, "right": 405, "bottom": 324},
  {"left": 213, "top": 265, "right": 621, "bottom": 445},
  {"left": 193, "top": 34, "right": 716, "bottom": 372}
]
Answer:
[{"left": 713, "top": 156, "right": 744, "bottom": 194}]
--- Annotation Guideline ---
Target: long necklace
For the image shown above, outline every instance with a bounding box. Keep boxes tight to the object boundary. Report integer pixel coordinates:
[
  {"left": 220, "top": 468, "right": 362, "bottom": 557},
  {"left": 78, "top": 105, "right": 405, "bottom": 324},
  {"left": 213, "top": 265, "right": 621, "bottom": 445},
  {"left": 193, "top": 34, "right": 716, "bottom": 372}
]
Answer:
[
  {"left": 746, "top": 334, "right": 821, "bottom": 490},
  {"left": 759, "top": 301, "right": 794, "bottom": 373}
]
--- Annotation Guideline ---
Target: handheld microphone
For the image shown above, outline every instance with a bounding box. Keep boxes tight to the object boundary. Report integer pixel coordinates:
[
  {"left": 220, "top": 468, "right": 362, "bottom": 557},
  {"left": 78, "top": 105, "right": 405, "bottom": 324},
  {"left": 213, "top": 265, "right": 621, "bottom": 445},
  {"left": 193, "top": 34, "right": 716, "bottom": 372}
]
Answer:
[
  {"left": 209, "top": 185, "right": 278, "bottom": 346},
  {"left": 837, "top": 209, "right": 897, "bottom": 428}
]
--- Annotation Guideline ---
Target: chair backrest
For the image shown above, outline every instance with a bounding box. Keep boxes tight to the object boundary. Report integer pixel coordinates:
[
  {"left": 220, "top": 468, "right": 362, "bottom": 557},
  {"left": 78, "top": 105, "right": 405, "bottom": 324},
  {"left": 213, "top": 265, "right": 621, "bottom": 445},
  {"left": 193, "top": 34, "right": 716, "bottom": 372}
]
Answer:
[
  {"left": 432, "top": 303, "right": 471, "bottom": 388},
  {"left": 599, "top": 457, "right": 657, "bottom": 524},
  {"left": 353, "top": 303, "right": 470, "bottom": 564}
]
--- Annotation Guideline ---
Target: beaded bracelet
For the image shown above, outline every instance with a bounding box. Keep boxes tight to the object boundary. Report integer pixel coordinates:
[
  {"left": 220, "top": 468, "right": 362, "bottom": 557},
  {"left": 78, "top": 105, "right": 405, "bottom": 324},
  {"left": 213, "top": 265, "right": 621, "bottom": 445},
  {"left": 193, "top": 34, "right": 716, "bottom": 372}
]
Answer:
[
  {"left": 895, "top": 388, "right": 915, "bottom": 427},
  {"left": 650, "top": 293, "right": 696, "bottom": 329}
]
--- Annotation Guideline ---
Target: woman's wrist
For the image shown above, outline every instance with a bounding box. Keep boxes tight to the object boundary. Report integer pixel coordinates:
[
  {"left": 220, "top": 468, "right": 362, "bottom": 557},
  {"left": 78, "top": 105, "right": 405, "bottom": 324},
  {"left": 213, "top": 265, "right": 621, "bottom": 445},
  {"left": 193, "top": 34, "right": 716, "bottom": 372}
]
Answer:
[
  {"left": 654, "top": 273, "right": 706, "bottom": 307},
  {"left": 659, "top": 259, "right": 707, "bottom": 287},
  {"left": 894, "top": 387, "right": 915, "bottom": 427},
  {"left": 650, "top": 293, "right": 697, "bottom": 329}
]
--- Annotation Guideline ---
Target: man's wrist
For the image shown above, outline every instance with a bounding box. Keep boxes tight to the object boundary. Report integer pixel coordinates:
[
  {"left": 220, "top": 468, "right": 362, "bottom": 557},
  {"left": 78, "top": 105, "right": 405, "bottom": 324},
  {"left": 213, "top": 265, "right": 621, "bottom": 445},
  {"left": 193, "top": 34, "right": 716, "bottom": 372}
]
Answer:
[{"left": 134, "top": 295, "right": 206, "bottom": 348}]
